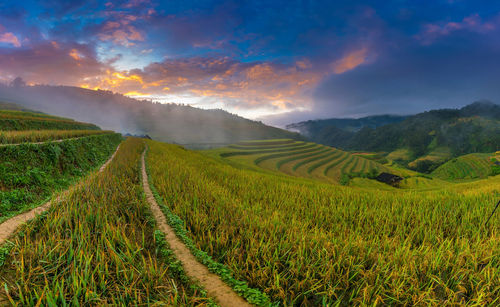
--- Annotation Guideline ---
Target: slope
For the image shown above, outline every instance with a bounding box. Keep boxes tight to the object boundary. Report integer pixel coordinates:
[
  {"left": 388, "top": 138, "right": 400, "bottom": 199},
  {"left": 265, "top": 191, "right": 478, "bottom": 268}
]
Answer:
[
  {"left": 432, "top": 153, "right": 497, "bottom": 180},
  {"left": 287, "top": 101, "right": 500, "bottom": 169},
  {"left": 0, "top": 84, "right": 304, "bottom": 145},
  {"left": 211, "top": 139, "right": 393, "bottom": 184}
]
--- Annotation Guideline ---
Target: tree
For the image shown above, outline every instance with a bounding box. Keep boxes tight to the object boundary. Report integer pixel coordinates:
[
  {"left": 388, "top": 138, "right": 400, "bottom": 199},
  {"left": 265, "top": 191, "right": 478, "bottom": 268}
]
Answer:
[{"left": 10, "top": 77, "right": 26, "bottom": 88}]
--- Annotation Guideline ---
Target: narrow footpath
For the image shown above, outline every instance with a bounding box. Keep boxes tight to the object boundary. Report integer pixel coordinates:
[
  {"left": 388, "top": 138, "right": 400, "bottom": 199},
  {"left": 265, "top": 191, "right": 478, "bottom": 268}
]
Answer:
[
  {"left": 140, "top": 149, "right": 252, "bottom": 307},
  {"left": 0, "top": 143, "right": 121, "bottom": 245}
]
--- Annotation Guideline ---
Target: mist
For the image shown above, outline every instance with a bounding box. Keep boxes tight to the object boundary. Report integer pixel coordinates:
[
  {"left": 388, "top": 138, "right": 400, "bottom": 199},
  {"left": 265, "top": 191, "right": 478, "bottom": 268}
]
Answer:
[{"left": 0, "top": 83, "right": 301, "bottom": 146}]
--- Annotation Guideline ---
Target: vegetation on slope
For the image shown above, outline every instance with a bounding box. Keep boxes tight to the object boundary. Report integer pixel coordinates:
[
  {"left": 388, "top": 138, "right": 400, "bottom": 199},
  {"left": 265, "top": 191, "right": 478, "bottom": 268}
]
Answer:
[
  {"left": 0, "top": 84, "right": 303, "bottom": 144},
  {"left": 0, "top": 138, "right": 210, "bottom": 305},
  {"left": 147, "top": 140, "right": 499, "bottom": 305},
  {"left": 0, "top": 129, "right": 113, "bottom": 144},
  {"left": 0, "top": 109, "right": 100, "bottom": 131},
  {"left": 432, "top": 153, "right": 497, "bottom": 180},
  {"left": 215, "top": 140, "right": 386, "bottom": 184},
  {"left": 288, "top": 101, "right": 500, "bottom": 169},
  {"left": 0, "top": 133, "right": 122, "bottom": 223}
]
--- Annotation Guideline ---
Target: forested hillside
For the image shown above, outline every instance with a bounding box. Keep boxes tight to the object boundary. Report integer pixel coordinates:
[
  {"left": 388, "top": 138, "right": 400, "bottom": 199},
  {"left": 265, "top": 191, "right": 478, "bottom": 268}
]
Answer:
[{"left": 288, "top": 101, "right": 500, "bottom": 170}]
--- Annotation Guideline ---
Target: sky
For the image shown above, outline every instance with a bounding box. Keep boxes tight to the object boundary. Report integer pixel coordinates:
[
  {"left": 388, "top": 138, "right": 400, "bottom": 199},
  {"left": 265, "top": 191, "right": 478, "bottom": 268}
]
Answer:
[{"left": 0, "top": 0, "right": 499, "bottom": 125}]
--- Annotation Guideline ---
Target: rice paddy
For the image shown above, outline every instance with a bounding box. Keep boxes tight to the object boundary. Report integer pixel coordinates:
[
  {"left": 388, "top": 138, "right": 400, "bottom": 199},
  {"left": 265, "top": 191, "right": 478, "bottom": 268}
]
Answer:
[
  {"left": 146, "top": 140, "right": 500, "bottom": 305},
  {"left": 0, "top": 109, "right": 498, "bottom": 306},
  {"left": 0, "top": 129, "right": 114, "bottom": 144},
  {"left": 432, "top": 153, "right": 496, "bottom": 180},
  {"left": 213, "top": 140, "right": 391, "bottom": 184}
]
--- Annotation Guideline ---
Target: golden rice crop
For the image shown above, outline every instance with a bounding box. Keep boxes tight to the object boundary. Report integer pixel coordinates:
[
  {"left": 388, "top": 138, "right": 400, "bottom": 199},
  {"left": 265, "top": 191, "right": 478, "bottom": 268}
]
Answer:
[
  {"left": 0, "top": 138, "right": 211, "bottom": 305},
  {"left": 146, "top": 140, "right": 499, "bottom": 306},
  {"left": 0, "top": 129, "right": 113, "bottom": 144}
]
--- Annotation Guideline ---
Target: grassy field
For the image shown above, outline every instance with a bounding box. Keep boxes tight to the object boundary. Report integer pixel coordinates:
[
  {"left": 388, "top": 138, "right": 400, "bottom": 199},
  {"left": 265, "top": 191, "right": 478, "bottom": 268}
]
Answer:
[
  {"left": 0, "top": 138, "right": 211, "bottom": 305},
  {"left": 147, "top": 140, "right": 499, "bottom": 305}
]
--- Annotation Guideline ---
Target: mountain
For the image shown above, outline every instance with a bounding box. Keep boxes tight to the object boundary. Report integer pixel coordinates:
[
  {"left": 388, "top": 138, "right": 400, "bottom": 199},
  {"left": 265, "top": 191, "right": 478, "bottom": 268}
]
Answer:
[
  {"left": 0, "top": 84, "right": 303, "bottom": 146},
  {"left": 286, "top": 114, "right": 407, "bottom": 136},
  {"left": 287, "top": 101, "right": 500, "bottom": 172}
]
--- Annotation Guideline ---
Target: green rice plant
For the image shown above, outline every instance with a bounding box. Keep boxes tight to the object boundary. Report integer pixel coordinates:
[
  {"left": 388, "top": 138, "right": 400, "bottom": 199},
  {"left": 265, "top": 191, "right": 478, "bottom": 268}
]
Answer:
[
  {"left": 292, "top": 149, "right": 336, "bottom": 172},
  {"left": 0, "top": 133, "right": 122, "bottom": 223},
  {"left": 254, "top": 145, "right": 322, "bottom": 165},
  {"left": 275, "top": 147, "right": 330, "bottom": 170},
  {"left": 306, "top": 150, "right": 344, "bottom": 174},
  {"left": 323, "top": 152, "right": 350, "bottom": 176},
  {"left": 433, "top": 153, "right": 495, "bottom": 180},
  {"left": 220, "top": 143, "right": 316, "bottom": 158},
  {"left": 229, "top": 141, "right": 306, "bottom": 151}
]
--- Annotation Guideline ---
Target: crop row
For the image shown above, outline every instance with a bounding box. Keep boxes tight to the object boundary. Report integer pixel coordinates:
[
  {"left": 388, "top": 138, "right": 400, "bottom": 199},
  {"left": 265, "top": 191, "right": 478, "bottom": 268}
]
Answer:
[
  {"left": 432, "top": 154, "right": 493, "bottom": 180},
  {"left": 147, "top": 141, "right": 500, "bottom": 305},
  {"left": 220, "top": 142, "right": 316, "bottom": 157},
  {"left": 0, "top": 138, "right": 210, "bottom": 305},
  {"left": 0, "top": 129, "right": 114, "bottom": 144},
  {"left": 0, "top": 133, "right": 122, "bottom": 223},
  {"left": 0, "top": 118, "right": 100, "bottom": 131}
]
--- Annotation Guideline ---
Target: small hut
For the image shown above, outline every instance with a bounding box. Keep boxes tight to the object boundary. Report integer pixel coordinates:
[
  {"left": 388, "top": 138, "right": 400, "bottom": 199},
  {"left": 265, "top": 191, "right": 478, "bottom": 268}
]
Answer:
[{"left": 376, "top": 172, "right": 403, "bottom": 187}]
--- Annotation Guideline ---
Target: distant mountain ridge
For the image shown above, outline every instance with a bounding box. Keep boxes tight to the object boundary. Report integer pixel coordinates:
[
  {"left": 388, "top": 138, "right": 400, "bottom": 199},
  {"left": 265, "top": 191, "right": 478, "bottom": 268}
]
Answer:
[
  {"left": 287, "top": 101, "right": 500, "bottom": 172},
  {"left": 0, "top": 84, "right": 303, "bottom": 145},
  {"left": 287, "top": 114, "right": 408, "bottom": 136}
]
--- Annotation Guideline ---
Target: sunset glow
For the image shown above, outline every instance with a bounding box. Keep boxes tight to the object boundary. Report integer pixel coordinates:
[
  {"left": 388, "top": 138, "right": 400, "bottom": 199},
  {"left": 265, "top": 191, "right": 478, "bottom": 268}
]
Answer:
[{"left": 1, "top": 1, "right": 499, "bottom": 123}]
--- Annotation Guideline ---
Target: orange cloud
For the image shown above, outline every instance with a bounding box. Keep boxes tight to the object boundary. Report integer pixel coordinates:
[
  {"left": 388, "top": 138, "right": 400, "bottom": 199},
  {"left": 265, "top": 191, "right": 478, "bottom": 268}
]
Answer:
[
  {"left": 332, "top": 48, "right": 367, "bottom": 74},
  {"left": 0, "top": 32, "right": 21, "bottom": 47},
  {"left": 69, "top": 49, "right": 81, "bottom": 60}
]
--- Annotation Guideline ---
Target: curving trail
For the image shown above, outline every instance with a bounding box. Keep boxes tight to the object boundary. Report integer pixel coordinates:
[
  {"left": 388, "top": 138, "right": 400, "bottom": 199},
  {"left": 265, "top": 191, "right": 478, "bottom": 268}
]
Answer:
[
  {"left": 0, "top": 143, "right": 121, "bottom": 245},
  {"left": 140, "top": 148, "right": 251, "bottom": 307}
]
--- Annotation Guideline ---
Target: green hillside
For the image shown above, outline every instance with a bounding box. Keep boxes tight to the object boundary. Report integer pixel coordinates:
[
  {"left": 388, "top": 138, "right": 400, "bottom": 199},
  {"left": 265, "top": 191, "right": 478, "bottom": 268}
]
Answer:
[
  {"left": 288, "top": 101, "right": 500, "bottom": 172},
  {"left": 211, "top": 139, "right": 400, "bottom": 185},
  {"left": 432, "top": 153, "right": 497, "bottom": 180},
  {"left": 0, "top": 109, "right": 100, "bottom": 131},
  {"left": 0, "top": 108, "right": 121, "bottom": 223}
]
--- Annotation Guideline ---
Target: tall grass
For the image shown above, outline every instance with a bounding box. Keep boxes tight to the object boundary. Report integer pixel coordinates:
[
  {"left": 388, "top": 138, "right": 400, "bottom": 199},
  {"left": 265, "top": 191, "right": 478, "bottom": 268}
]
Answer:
[
  {"left": 147, "top": 140, "right": 499, "bottom": 305},
  {"left": 0, "top": 138, "right": 211, "bottom": 305},
  {"left": 0, "top": 133, "right": 122, "bottom": 223}
]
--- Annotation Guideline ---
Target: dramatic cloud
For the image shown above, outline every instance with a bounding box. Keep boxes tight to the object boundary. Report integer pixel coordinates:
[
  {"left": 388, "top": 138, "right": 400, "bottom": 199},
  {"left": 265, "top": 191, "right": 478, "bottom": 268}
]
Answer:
[
  {"left": 79, "top": 56, "right": 323, "bottom": 114},
  {"left": 0, "top": 32, "right": 21, "bottom": 47},
  {"left": 1, "top": 0, "right": 500, "bottom": 122},
  {"left": 0, "top": 41, "right": 107, "bottom": 84}
]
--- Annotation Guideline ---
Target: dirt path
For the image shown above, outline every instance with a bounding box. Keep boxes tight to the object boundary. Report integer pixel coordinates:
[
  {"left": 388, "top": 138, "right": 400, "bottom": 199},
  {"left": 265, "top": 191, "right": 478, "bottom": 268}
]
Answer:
[
  {"left": 140, "top": 149, "right": 251, "bottom": 307},
  {"left": 0, "top": 143, "right": 121, "bottom": 245}
]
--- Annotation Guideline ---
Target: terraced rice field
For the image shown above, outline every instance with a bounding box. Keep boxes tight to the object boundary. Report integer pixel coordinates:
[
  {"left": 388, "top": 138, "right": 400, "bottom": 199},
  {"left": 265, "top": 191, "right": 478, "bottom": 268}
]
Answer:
[
  {"left": 0, "top": 129, "right": 114, "bottom": 144},
  {"left": 148, "top": 140, "right": 500, "bottom": 305},
  {"left": 408, "top": 147, "right": 452, "bottom": 169},
  {"left": 215, "top": 139, "right": 389, "bottom": 183},
  {"left": 432, "top": 153, "right": 495, "bottom": 180},
  {"left": 0, "top": 110, "right": 99, "bottom": 131}
]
